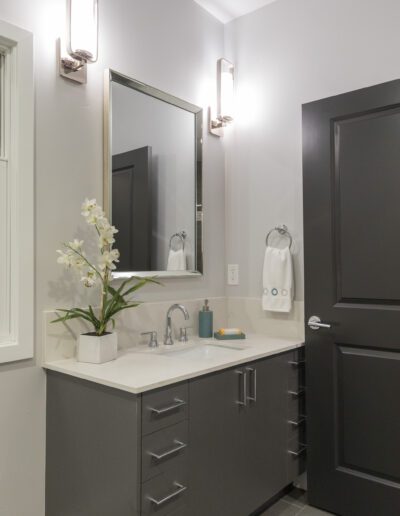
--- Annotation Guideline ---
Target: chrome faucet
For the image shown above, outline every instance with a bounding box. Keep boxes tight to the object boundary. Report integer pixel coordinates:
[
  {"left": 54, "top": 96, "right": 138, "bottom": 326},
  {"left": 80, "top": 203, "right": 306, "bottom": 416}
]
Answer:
[{"left": 164, "top": 304, "right": 190, "bottom": 346}]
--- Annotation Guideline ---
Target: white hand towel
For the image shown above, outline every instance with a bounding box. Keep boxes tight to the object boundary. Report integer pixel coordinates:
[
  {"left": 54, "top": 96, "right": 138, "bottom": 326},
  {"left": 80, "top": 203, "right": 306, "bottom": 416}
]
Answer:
[
  {"left": 167, "top": 249, "right": 187, "bottom": 271},
  {"left": 262, "top": 246, "right": 293, "bottom": 312}
]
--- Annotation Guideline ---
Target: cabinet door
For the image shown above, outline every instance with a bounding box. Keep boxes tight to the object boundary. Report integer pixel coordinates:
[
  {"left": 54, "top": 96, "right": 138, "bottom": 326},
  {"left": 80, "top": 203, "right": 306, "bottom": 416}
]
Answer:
[
  {"left": 242, "top": 354, "right": 288, "bottom": 512},
  {"left": 188, "top": 368, "right": 246, "bottom": 516}
]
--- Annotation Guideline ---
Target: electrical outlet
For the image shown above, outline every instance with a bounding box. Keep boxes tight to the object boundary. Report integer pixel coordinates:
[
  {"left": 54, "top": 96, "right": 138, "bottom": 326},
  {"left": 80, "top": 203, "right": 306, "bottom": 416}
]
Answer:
[{"left": 227, "top": 264, "right": 239, "bottom": 285}]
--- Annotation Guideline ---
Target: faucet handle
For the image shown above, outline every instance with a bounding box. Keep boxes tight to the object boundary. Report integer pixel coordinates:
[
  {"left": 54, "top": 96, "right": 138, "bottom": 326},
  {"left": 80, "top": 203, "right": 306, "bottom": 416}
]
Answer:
[
  {"left": 179, "top": 327, "right": 192, "bottom": 342},
  {"left": 141, "top": 331, "right": 158, "bottom": 348}
]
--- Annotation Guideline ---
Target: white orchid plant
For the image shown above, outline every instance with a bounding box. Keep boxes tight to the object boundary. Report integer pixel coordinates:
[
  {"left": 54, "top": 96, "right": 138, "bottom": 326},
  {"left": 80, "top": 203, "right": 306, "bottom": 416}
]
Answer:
[{"left": 52, "top": 198, "right": 159, "bottom": 336}]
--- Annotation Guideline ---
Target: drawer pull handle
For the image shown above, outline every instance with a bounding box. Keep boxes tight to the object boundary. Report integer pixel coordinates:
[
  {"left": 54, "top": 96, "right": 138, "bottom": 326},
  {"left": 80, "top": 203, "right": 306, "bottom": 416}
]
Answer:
[
  {"left": 288, "top": 360, "right": 305, "bottom": 367},
  {"left": 288, "top": 416, "right": 306, "bottom": 427},
  {"left": 288, "top": 388, "right": 305, "bottom": 397},
  {"left": 148, "top": 440, "right": 187, "bottom": 460},
  {"left": 288, "top": 444, "right": 307, "bottom": 457},
  {"left": 148, "top": 398, "right": 186, "bottom": 415},
  {"left": 147, "top": 482, "right": 187, "bottom": 506},
  {"left": 246, "top": 367, "right": 257, "bottom": 402},
  {"left": 235, "top": 370, "right": 247, "bottom": 406}
]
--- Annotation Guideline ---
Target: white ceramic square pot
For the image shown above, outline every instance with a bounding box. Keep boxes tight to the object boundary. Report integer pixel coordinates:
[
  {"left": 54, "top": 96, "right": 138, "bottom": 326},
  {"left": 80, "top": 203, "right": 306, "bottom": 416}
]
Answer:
[{"left": 77, "top": 332, "right": 118, "bottom": 364}]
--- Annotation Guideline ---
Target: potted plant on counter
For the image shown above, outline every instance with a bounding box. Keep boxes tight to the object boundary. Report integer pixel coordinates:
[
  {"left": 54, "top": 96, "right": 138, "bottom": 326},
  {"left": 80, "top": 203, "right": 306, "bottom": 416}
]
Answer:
[{"left": 52, "top": 198, "right": 159, "bottom": 364}]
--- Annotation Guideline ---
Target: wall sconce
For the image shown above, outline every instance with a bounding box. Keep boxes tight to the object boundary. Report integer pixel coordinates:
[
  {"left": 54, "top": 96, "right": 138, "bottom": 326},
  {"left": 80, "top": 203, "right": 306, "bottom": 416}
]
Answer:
[
  {"left": 58, "top": 0, "right": 99, "bottom": 84},
  {"left": 209, "top": 58, "right": 235, "bottom": 136}
]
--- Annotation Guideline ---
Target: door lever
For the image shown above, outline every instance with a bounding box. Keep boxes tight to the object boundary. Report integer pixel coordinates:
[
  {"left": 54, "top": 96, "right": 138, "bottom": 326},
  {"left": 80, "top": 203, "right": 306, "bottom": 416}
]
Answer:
[{"left": 307, "top": 316, "right": 331, "bottom": 330}]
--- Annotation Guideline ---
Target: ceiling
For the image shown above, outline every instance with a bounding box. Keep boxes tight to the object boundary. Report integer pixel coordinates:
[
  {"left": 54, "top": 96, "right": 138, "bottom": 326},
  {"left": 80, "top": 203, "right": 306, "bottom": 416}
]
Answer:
[{"left": 194, "top": 0, "right": 278, "bottom": 23}]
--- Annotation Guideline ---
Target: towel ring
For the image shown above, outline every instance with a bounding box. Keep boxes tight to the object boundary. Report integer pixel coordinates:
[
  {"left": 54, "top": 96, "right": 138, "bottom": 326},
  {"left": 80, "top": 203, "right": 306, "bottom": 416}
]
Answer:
[
  {"left": 169, "top": 231, "right": 187, "bottom": 251},
  {"left": 266, "top": 225, "right": 293, "bottom": 249}
]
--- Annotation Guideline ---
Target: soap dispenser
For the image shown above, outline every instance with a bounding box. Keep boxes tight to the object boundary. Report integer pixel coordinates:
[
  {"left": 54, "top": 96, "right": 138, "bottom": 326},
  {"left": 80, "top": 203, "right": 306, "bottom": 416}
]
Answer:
[{"left": 199, "top": 299, "right": 213, "bottom": 338}]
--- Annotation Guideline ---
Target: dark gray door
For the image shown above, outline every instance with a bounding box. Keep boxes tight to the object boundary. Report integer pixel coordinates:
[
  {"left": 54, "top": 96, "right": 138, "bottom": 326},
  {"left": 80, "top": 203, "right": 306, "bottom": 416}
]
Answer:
[
  {"left": 303, "top": 79, "right": 400, "bottom": 516},
  {"left": 112, "top": 146, "right": 152, "bottom": 271}
]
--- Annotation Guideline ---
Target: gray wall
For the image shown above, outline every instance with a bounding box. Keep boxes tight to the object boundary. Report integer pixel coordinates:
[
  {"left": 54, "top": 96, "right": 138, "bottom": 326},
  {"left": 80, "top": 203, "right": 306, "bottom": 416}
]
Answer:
[
  {"left": 0, "top": 0, "right": 224, "bottom": 514},
  {"left": 224, "top": 0, "right": 400, "bottom": 301}
]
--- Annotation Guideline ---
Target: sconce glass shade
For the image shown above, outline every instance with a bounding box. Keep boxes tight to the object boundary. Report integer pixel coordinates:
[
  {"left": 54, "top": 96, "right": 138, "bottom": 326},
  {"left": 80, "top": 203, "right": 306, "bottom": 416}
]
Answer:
[
  {"left": 67, "top": 0, "right": 98, "bottom": 63},
  {"left": 217, "top": 58, "right": 234, "bottom": 123}
]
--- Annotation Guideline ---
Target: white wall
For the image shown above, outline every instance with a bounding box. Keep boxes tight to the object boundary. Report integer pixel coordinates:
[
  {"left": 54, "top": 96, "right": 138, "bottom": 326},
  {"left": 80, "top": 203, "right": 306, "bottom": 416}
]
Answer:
[
  {"left": 0, "top": 0, "right": 224, "bottom": 513},
  {"left": 224, "top": 0, "right": 400, "bottom": 304}
]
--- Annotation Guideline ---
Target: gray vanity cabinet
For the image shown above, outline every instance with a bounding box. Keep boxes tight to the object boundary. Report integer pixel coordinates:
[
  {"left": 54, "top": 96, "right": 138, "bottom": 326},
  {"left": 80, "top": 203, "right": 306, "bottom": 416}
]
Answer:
[
  {"left": 46, "top": 348, "right": 305, "bottom": 516},
  {"left": 46, "top": 371, "right": 141, "bottom": 516},
  {"left": 187, "top": 353, "right": 290, "bottom": 516}
]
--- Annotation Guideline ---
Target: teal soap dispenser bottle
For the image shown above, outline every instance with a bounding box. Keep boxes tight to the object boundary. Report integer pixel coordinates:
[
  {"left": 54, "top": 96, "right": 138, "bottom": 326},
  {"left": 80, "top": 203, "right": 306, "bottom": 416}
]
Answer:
[{"left": 199, "top": 299, "right": 213, "bottom": 338}]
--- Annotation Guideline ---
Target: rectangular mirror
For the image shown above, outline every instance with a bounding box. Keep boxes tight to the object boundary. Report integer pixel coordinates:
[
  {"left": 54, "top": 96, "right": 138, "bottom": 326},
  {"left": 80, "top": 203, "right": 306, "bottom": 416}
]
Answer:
[{"left": 104, "top": 69, "right": 203, "bottom": 278}]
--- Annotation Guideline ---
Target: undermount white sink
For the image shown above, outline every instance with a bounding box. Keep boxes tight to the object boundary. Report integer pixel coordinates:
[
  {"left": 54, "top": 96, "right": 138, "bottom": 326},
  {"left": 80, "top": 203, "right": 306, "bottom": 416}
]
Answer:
[{"left": 153, "top": 342, "right": 246, "bottom": 359}]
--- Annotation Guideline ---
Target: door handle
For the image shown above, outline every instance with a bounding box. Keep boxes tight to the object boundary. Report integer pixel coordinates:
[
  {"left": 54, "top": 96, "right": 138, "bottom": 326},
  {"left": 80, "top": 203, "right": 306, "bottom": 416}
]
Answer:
[
  {"left": 307, "top": 315, "right": 331, "bottom": 330},
  {"left": 235, "top": 370, "right": 247, "bottom": 406},
  {"left": 246, "top": 367, "right": 257, "bottom": 402}
]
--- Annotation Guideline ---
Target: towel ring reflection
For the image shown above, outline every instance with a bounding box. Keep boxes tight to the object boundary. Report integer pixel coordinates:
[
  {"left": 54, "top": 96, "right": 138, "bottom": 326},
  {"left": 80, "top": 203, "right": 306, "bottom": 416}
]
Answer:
[
  {"left": 169, "top": 231, "right": 187, "bottom": 251},
  {"left": 266, "top": 225, "right": 293, "bottom": 249}
]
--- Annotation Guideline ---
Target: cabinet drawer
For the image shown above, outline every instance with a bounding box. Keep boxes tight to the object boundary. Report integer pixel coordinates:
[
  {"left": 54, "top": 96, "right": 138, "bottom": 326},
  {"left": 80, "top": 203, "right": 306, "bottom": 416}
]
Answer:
[
  {"left": 142, "top": 421, "right": 188, "bottom": 482},
  {"left": 142, "top": 383, "right": 188, "bottom": 435},
  {"left": 141, "top": 465, "right": 188, "bottom": 516}
]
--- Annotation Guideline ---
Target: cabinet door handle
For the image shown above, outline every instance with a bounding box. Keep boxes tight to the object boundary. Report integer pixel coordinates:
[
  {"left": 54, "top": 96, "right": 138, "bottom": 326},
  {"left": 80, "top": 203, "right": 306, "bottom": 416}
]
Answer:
[
  {"left": 235, "top": 370, "right": 247, "bottom": 406},
  {"left": 148, "top": 398, "right": 186, "bottom": 415},
  {"left": 288, "top": 388, "right": 305, "bottom": 397},
  {"left": 147, "top": 482, "right": 187, "bottom": 506},
  {"left": 288, "top": 360, "right": 305, "bottom": 367},
  {"left": 148, "top": 440, "right": 187, "bottom": 461},
  {"left": 288, "top": 444, "right": 307, "bottom": 457},
  {"left": 288, "top": 416, "right": 306, "bottom": 427},
  {"left": 246, "top": 367, "right": 257, "bottom": 402}
]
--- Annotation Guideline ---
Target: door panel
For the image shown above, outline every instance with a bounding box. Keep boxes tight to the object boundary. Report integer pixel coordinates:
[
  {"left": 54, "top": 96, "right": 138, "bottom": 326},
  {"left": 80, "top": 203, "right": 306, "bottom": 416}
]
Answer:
[
  {"left": 243, "top": 356, "right": 288, "bottom": 511},
  {"left": 188, "top": 368, "right": 245, "bottom": 516},
  {"left": 303, "top": 79, "right": 400, "bottom": 516},
  {"left": 334, "top": 107, "right": 400, "bottom": 303},
  {"left": 337, "top": 345, "right": 400, "bottom": 482}
]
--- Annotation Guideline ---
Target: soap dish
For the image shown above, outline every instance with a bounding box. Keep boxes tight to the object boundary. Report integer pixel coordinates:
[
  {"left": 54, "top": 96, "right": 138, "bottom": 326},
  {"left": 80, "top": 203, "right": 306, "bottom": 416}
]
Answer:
[{"left": 214, "top": 332, "right": 246, "bottom": 340}]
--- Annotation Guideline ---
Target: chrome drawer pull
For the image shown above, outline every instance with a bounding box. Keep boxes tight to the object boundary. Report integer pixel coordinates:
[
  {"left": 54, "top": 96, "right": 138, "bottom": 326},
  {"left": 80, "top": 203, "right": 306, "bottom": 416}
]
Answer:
[
  {"left": 246, "top": 367, "right": 257, "bottom": 402},
  {"left": 147, "top": 482, "right": 187, "bottom": 506},
  {"left": 288, "top": 416, "right": 306, "bottom": 427},
  {"left": 288, "top": 388, "right": 305, "bottom": 397},
  {"left": 148, "top": 440, "right": 187, "bottom": 461},
  {"left": 148, "top": 398, "right": 186, "bottom": 415},
  {"left": 235, "top": 370, "right": 247, "bottom": 406},
  {"left": 288, "top": 444, "right": 307, "bottom": 457}
]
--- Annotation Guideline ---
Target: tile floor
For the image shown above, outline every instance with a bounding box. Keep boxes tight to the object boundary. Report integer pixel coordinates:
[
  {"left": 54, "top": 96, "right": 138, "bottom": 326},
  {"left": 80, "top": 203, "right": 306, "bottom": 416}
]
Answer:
[{"left": 261, "top": 488, "right": 334, "bottom": 516}]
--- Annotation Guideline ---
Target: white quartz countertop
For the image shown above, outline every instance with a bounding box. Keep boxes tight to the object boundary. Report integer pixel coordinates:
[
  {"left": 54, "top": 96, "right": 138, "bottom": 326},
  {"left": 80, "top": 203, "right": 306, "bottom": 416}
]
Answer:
[{"left": 43, "top": 335, "right": 304, "bottom": 394}]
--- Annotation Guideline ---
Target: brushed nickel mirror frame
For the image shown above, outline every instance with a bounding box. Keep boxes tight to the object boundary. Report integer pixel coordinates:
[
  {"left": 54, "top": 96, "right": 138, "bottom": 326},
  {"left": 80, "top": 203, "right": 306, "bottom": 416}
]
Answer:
[{"left": 103, "top": 69, "right": 203, "bottom": 279}]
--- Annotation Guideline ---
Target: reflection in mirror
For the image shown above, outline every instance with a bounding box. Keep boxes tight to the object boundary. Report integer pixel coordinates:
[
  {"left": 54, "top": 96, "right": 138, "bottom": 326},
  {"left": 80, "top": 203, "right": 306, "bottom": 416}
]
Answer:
[{"left": 104, "top": 70, "right": 203, "bottom": 278}]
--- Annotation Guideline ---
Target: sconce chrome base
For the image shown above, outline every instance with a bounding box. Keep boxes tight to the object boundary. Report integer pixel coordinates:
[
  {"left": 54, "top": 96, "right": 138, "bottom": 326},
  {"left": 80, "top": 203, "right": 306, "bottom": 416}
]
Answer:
[
  {"left": 57, "top": 39, "right": 87, "bottom": 84},
  {"left": 208, "top": 107, "right": 232, "bottom": 137}
]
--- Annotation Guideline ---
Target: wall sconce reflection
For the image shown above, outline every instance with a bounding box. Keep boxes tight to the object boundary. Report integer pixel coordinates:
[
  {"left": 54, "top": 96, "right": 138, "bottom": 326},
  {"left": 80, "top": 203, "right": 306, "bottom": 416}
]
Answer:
[
  {"left": 209, "top": 58, "right": 235, "bottom": 136},
  {"left": 58, "top": 0, "right": 99, "bottom": 84}
]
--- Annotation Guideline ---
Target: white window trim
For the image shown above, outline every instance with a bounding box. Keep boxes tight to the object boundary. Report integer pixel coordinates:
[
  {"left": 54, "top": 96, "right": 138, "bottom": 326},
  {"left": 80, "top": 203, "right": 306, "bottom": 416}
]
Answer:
[{"left": 0, "top": 20, "right": 34, "bottom": 363}]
